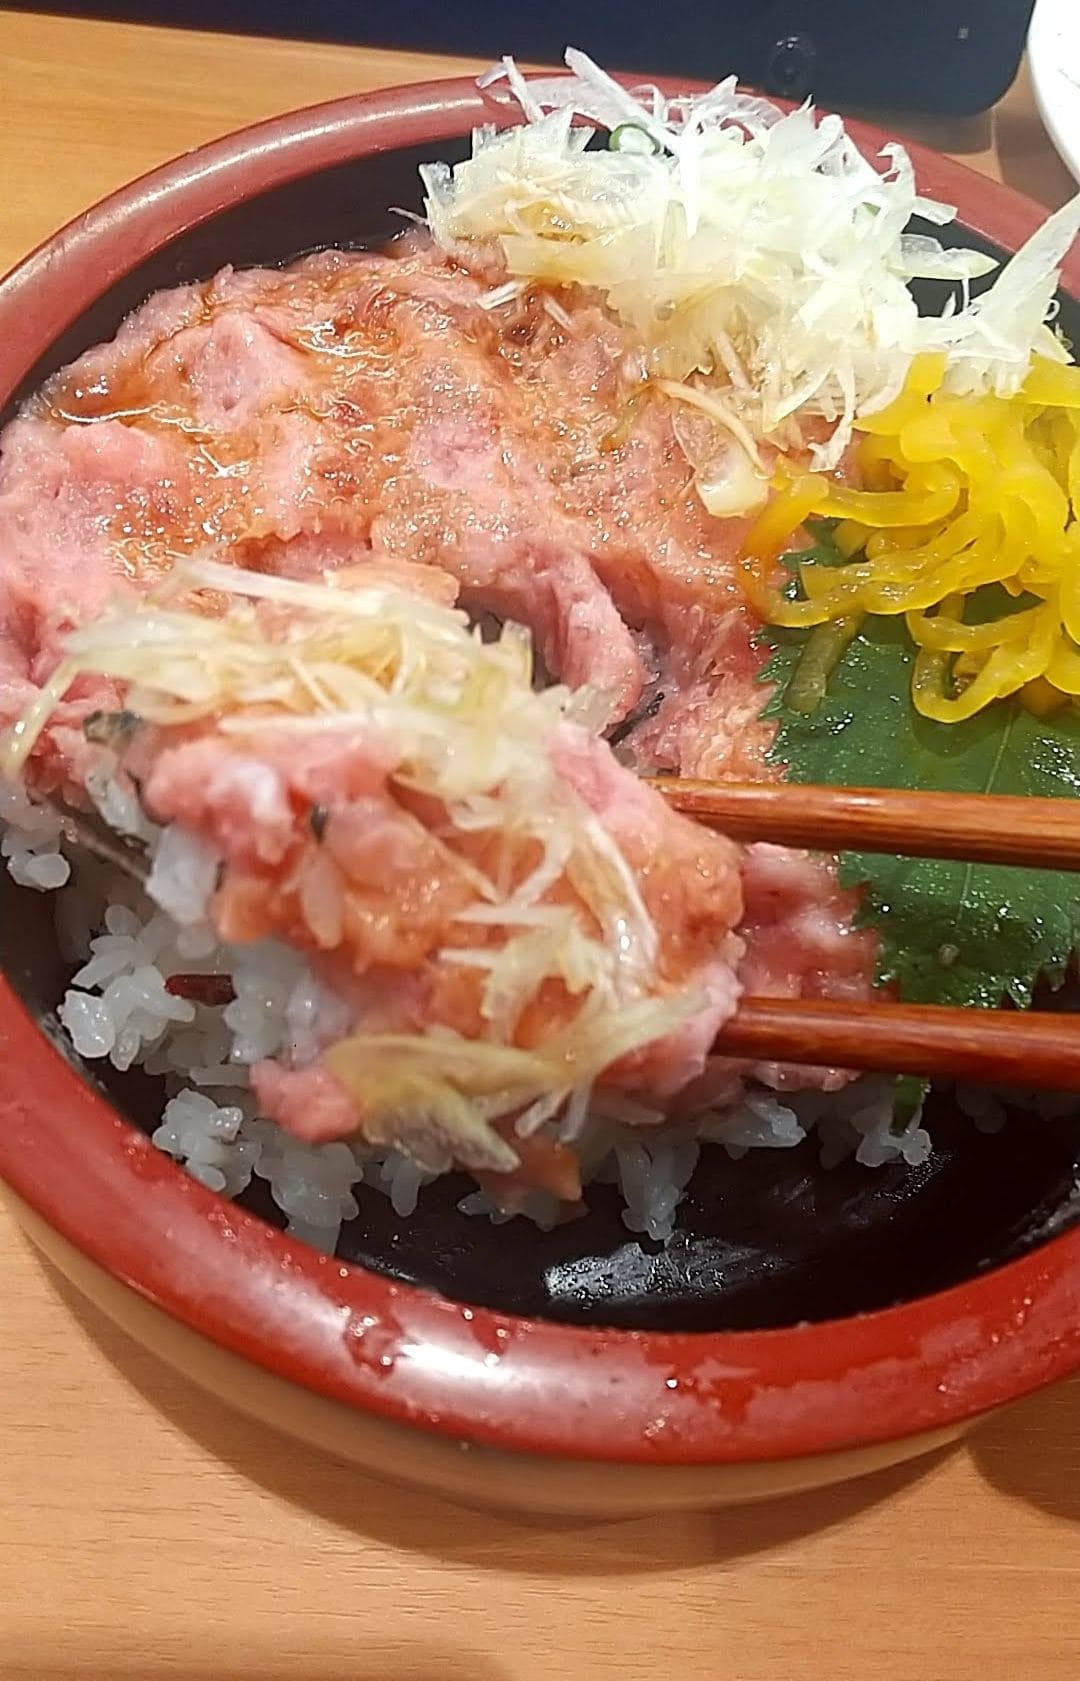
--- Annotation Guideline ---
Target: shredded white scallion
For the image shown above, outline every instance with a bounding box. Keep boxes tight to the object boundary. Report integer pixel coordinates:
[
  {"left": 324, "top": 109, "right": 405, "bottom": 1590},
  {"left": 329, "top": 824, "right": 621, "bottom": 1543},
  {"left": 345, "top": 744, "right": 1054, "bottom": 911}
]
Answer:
[
  {"left": 4, "top": 561, "right": 701, "bottom": 1168},
  {"left": 422, "top": 48, "right": 1080, "bottom": 488}
]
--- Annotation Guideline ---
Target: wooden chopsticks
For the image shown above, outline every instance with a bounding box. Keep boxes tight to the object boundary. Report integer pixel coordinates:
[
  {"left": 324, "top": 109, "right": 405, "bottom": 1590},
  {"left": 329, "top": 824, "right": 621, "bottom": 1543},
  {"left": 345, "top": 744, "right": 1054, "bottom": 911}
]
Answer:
[
  {"left": 715, "top": 996, "right": 1080, "bottom": 1092},
  {"left": 650, "top": 778, "right": 1080, "bottom": 871},
  {"left": 651, "top": 777, "right": 1080, "bottom": 1090}
]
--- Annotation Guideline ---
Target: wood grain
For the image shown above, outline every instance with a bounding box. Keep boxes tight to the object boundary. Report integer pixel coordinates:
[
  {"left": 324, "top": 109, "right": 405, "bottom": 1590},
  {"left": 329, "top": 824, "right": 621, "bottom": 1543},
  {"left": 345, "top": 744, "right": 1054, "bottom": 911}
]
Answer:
[
  {"left": 1, "top": 12, "right": 1080, "bottom": 1680},
  {"left": 656, "top": 779, "right": 1080, "bottom": 870},
  {"left": 718, "top": 996, "right": 1080, "bottom": 1089}
]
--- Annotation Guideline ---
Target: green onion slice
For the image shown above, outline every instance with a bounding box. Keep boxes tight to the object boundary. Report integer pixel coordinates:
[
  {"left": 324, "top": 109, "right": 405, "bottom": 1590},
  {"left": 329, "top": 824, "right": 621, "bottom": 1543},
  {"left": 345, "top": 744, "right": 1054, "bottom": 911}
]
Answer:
[{"left": 609, "top": 123, "right": 662, "bottom": 156}]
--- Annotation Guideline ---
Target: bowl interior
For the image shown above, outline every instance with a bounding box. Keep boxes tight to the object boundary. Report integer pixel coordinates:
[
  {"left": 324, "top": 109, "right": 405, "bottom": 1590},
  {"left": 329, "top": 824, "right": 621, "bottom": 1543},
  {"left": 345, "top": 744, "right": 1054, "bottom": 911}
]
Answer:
[{"left": 4, "top": 133, "right": 1080, "bottom": 1335}]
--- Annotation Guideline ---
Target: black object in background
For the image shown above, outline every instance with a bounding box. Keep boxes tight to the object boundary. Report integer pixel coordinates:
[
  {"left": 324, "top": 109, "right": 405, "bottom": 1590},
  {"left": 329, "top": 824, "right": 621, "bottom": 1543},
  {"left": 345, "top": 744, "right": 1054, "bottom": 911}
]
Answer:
[{"left": 13, "top": 0, "right": 1035, "bottom": 116}]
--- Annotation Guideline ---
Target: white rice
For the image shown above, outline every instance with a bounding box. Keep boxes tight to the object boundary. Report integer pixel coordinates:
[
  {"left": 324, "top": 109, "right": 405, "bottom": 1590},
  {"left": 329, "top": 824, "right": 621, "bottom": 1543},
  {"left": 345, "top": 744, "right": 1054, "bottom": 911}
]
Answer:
[
  {"left": 2, "top": 787, "right": 935, "bottom": 1253},
  {"left": 0, "top": 778, "right": 70, "bottom": 891}
]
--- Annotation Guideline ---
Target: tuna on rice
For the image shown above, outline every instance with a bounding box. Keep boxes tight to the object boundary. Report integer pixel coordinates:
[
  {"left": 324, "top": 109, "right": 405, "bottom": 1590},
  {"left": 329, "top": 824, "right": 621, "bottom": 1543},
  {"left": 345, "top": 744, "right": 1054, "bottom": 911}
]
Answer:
[{"left": 0, "top": 164, "right": 937, "bottom": 1253}]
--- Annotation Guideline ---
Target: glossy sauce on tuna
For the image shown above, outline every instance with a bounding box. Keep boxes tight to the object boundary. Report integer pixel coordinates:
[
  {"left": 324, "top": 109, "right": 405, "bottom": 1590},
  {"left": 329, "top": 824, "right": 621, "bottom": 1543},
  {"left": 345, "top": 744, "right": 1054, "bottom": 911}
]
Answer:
[{"left": 0, "top": 233, "right": 876, "bottom": 1156}]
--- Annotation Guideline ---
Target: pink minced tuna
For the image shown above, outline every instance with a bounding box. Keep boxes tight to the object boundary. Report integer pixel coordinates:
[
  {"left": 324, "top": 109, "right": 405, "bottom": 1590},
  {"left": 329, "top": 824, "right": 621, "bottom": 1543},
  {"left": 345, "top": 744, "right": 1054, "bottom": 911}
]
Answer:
[{"left": 0, "top": 232, "right": 875, "bottom": 1203}]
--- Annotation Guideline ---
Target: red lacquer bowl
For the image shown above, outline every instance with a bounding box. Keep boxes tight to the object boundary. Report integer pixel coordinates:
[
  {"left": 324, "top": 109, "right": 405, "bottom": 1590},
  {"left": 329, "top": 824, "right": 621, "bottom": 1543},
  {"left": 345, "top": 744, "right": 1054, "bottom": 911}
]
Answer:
[{"left": 1, "top": 77, "right": 1079, "bottom": 1516}]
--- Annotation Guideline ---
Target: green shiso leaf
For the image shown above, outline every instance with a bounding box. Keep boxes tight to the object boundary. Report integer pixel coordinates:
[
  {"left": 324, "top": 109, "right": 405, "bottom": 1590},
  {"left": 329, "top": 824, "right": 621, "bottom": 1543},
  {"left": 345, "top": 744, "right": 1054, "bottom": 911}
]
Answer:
[{"left": 760, "top": 545, "right": 1080, "bottom": 1010}]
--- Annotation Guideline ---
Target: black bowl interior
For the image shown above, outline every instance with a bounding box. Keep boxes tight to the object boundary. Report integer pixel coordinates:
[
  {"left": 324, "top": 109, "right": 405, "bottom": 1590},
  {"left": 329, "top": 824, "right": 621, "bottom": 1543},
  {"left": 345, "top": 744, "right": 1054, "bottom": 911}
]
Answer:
[{"left": 3, "top": 133, "right": 1080, "bottom": 1333}]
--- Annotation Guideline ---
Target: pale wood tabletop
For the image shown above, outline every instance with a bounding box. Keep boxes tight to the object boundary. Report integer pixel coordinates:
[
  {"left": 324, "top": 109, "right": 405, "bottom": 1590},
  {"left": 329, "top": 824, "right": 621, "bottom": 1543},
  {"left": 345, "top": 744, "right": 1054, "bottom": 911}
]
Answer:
[{"left": 1, "top": 10, "right": 1079, "bottom": 1680}]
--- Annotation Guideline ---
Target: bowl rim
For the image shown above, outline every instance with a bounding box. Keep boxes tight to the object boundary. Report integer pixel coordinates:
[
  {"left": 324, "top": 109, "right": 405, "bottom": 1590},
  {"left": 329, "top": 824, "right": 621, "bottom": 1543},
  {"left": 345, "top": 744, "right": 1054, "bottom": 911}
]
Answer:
[{"left": 1, "top": 73, "right": 1079, "bottom": 1469}]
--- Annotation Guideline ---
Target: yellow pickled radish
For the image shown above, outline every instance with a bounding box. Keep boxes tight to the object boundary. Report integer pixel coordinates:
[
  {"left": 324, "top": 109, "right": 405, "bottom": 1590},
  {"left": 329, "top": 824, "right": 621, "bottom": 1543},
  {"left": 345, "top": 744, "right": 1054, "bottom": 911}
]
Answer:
[{"left": 741, "top": 355, "right": 1080, "bottom": 719}]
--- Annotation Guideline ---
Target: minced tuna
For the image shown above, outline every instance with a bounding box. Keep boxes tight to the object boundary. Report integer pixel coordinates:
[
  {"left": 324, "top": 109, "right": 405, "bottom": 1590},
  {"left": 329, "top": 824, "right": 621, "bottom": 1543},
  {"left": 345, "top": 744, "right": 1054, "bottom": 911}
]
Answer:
[{"left": 0, "top": 232, "right": 878, "bottom": 1217}]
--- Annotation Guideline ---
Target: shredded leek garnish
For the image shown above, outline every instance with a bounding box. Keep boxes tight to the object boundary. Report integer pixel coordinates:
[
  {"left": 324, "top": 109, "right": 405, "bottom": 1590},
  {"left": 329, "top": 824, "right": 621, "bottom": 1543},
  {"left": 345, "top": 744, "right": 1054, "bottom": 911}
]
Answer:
[
  {"left": 3, "top": 561, "right": 704, "bottom": 1169},
  {"left": 424, "top": 47, "right": 1080, "bottom": 502}
]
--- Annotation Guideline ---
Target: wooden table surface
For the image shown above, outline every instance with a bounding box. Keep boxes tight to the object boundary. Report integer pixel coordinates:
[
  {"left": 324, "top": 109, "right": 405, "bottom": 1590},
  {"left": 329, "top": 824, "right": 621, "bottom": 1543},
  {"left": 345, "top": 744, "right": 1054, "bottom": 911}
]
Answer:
[{"left": 1, "top": 11, "right": 1078, "bottom": 1679}]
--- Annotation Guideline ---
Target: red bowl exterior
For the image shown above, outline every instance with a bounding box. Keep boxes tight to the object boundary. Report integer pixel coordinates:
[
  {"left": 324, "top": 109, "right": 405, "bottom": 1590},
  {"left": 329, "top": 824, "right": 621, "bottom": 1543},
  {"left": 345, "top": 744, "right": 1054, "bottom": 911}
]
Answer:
[{"left": 1, "top": 76, "right": 1079, "bottom": 1470}]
